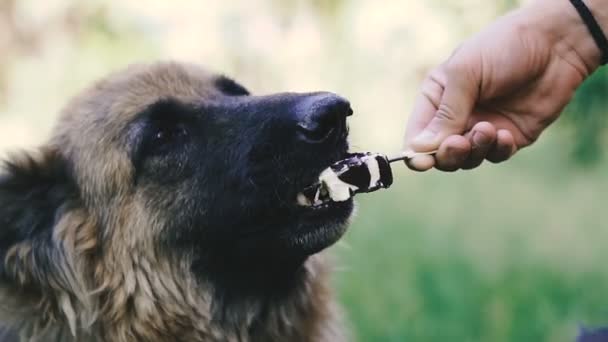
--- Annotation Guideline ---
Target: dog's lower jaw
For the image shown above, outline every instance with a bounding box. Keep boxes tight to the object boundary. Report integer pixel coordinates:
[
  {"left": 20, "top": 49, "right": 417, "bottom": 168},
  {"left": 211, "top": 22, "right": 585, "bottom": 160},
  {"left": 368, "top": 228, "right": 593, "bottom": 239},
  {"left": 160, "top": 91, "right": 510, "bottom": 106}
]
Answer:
[
  {"left": 2, "top": 252, "right": 347, "bottom": 342},
  {"left": 206, "top": 253, "right": 349, "bottom": 342}
]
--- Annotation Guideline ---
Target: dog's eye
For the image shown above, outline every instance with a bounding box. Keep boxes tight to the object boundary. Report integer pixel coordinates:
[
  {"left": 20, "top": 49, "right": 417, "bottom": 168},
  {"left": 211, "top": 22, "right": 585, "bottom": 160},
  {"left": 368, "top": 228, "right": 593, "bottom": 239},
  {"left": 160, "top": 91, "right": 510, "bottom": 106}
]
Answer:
[
  {"left": 150, "top": 123, "right": 190, "bottom": 153},
  {"left": 154, "top": 125, "right": 188, "bottom": 144},
  {"left": 130, "top": 121, "right": 191, "bottom": 171},
  {"left": 130, "top": 99, "right": 197, "bottom": 168}
]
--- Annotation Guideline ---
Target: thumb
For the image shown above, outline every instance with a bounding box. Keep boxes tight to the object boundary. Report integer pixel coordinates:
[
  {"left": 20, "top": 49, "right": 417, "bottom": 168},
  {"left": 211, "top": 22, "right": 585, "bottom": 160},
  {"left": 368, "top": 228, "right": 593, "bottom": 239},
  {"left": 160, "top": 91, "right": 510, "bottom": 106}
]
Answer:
[{"left": 411, "top": 64, "right": 480, "bottom": 151}]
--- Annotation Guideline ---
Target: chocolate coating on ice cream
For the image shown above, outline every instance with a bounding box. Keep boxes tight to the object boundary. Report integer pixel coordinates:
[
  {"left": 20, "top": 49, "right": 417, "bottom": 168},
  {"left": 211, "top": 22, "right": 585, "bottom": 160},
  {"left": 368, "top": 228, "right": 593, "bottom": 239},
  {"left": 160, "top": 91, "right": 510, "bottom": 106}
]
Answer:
[
  {"left": 297, "top": 153, "right": 394, "bottom": 207},
  {"left": 330, "top": 153, "right": 393, "bottom": 193}
]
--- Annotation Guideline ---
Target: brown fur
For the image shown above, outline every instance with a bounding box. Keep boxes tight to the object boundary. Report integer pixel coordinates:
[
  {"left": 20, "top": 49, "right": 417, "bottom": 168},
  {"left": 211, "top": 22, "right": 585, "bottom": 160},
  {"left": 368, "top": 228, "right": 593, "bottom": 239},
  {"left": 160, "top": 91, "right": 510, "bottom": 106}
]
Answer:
[{"left": 0, "top": 62, "right": 349, "bottom": 341}]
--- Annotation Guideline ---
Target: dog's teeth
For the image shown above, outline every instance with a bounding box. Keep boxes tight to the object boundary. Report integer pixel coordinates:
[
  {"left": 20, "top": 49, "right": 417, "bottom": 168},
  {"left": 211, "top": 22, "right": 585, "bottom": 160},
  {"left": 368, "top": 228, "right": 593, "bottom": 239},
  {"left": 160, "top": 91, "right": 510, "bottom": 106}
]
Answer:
[
  {"left": 319, "top": 184, "right": 329, "bottom": 198},
  {"left": 312, "top": 187, "right": 325, "bottom": 207},
  {"left": 318, "top": 168, "right": 356, "bottom": 202}
]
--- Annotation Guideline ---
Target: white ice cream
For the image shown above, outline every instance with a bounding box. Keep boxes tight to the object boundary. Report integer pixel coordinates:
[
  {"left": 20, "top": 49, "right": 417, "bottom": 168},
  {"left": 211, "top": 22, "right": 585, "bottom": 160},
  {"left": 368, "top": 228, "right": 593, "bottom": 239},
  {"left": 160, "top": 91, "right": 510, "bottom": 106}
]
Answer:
[
  {"left": 318, "top": 167, "right": 359, "bottom": 202},
  {"left": 296, "top": 153, "right": 389, "bottom": 207},
  {"left": 364, "top": 156, "right": 380, "bottom": 188}
]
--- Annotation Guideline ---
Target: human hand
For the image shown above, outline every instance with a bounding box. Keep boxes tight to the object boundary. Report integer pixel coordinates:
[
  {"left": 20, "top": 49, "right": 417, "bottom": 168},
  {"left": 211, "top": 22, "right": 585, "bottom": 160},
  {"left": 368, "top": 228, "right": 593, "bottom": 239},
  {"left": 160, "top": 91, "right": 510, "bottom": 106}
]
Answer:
[{"left": 404, "top": 0, "right": 605, "bottom": 171}]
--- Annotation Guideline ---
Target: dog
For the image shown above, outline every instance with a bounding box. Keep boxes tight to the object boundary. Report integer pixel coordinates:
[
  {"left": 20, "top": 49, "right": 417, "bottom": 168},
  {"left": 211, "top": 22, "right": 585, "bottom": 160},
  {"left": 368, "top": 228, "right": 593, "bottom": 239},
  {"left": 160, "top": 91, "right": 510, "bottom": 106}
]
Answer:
[{"left": 0, "top": 62, "right": 355, "bottom": 341}]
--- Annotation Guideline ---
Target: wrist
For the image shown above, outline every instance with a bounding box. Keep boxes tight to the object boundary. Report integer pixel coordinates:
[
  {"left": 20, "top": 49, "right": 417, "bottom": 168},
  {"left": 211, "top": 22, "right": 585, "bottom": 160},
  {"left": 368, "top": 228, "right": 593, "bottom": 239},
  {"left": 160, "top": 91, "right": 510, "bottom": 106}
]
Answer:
[{"left": 526, "top": 0, "right": 608, "bottom": 75}]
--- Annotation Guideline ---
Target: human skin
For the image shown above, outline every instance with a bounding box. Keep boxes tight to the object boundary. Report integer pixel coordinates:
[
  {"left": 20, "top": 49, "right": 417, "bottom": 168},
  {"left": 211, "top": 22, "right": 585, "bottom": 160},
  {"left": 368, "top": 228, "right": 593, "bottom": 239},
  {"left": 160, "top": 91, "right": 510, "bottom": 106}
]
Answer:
[{"left": 404, "top": 0, "right": 608, "bottom": 171}]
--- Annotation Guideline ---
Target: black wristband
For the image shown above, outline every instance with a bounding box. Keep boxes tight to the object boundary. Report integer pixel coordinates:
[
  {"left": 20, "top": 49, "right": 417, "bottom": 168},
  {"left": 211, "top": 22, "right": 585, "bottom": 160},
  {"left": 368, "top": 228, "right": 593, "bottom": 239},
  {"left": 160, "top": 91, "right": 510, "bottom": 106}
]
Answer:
[{"left": 570, "top": 0, "right": 608, "bottom": 65}]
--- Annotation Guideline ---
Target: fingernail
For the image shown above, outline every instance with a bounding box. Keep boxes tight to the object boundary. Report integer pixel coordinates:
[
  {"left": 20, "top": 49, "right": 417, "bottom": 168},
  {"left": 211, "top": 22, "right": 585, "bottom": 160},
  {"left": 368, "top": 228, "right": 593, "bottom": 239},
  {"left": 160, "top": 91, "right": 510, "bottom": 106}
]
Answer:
[
  {"left": 412, "top": 130, "right": 436, "bottom": 146},
  {"left": 472, "top": 131, "right": 491, "bottom": 147},
  {"left": 405, "top": 155, "right": 435, "bottom": 171}
]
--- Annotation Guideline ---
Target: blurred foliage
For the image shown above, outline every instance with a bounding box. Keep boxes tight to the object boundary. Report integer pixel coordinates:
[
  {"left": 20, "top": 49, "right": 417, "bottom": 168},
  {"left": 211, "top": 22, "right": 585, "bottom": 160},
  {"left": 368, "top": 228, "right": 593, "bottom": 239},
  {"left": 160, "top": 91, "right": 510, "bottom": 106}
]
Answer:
[
  {"left": 271, "top": 0, "right": 347, "bottom": 20},
  {"left": 497, "top": 0, "right": 520, "bottom": 12},
  {"left": 269, "top": 0, "right": 347, "bottom": 34},
  {"left": 309, "top": 0, "right": 346, "bottom": 18},
  {"left": 427, "top": 0, "right": 521, "bottom": 37},
  {"left": 337, "top": 143, "right": 608, "bottom": 341},
  {"left": 562, "top": 68, "right": 608, "bottom": 166},
  {"left": 0, "top": 0, "right": 115, "bottom": 107},
  {"left": 2, "top": 1, "right": 608, "bottom": 341}
]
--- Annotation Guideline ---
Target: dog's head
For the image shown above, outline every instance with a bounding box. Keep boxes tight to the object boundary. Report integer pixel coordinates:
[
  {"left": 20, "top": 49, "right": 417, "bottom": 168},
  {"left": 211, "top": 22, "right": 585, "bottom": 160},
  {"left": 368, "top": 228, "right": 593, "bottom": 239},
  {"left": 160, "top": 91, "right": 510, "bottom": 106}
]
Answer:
[{"left": 0, "top": 62, "right": 354, "bottom": 299}]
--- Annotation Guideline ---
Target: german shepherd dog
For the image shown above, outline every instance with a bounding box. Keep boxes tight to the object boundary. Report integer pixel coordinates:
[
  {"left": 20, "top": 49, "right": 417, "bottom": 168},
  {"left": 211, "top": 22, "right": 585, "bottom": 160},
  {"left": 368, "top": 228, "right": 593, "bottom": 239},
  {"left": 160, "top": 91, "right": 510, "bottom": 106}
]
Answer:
[{"left": 0, "top": 62, "right": 354, "bottom": 341}]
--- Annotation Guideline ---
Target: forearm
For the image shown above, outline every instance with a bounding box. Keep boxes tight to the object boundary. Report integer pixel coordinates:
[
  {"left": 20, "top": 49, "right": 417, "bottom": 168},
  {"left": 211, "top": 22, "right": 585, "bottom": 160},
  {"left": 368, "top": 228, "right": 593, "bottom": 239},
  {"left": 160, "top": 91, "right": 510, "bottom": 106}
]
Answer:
[{"left": 523, "top": 0, "right": 608, "bottom": 75}]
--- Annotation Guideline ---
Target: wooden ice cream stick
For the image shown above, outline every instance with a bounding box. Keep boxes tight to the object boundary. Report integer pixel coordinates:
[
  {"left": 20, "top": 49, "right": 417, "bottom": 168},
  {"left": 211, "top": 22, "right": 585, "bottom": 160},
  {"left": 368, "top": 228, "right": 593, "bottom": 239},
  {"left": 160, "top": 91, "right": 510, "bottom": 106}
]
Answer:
[{"left": 387, "top": 150, "right": 437, "bottom": 163}]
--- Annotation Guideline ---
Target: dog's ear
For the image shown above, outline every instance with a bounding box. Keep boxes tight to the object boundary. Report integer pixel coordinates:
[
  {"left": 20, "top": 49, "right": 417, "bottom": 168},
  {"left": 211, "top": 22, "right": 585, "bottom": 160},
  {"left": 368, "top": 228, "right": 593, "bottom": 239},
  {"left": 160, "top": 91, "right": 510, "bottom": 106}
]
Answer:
[{"left": 0, "top": 148, "right": 80, "bottom": 287}]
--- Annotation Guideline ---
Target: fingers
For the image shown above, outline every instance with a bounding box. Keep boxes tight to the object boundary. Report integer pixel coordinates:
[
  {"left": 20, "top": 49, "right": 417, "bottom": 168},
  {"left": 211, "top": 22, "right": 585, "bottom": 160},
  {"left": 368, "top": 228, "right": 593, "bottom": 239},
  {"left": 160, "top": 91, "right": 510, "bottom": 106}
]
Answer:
[
  {"left": 402, "top": 46, "right": 524, "bottom": 172},
  {"left": 405, "top": 154, "right": 435, "bottom": 171},
  {"left": 487, "top": 129, "right": 516, "bottom": 163},
  {"left": 403, "top": 70, "right": 446, "bottom": 151},
  {"left": 461, "top": 122, "right": 497, "bottom": 170},
  {"left": 409, "top": 62, "right": 480, "bottom": 152},
  {"left": 433, "top": 124, "right": 515, "bottom": 170},
  {"left": 405, "top": 122, "right": 516, "bottom": 172},
  {"left": 435, "top": 135, "right": 471, "bottom": 171}
]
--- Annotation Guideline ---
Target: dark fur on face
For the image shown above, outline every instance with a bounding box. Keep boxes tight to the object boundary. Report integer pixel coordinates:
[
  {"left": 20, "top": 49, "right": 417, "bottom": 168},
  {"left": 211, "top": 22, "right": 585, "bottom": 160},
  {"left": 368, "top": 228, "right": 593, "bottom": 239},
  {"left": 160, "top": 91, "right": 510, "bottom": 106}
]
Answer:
[{"left": 0, "top": 62, "right": 354, "bottom": 341}]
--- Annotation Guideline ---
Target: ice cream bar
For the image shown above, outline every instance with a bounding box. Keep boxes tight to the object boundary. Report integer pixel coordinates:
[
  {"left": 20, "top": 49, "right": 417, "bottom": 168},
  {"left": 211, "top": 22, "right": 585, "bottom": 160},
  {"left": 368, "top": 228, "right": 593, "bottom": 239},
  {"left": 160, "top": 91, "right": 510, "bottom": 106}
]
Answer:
[
  {"left": 296, "top": 150, "right": 435, "bottom": 207},
  {"left": 296, "top": 153, "right": 392, "bottom": 207}
]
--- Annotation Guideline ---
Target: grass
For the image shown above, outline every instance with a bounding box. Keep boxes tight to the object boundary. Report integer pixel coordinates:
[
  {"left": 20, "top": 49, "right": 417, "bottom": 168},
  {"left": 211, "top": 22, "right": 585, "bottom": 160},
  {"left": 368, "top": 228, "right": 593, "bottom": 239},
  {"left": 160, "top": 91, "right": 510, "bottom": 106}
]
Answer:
[{"left": 333, "top": 133, "right": 608, "bottom": 342}]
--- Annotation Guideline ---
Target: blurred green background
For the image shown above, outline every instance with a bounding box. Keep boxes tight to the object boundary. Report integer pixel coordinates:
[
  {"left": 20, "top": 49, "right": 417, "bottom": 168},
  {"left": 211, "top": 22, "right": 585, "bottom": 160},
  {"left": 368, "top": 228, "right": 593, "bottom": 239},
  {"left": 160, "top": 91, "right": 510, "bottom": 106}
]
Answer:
[{"left": 2, "top": 0, "right": 608, "bottom": 341}]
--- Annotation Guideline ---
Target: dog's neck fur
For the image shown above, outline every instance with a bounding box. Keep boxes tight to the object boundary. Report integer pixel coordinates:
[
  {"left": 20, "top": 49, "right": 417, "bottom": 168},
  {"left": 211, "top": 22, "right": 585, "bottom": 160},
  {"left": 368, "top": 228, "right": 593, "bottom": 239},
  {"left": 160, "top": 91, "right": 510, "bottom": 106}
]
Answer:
[
  {"left": 93, "top": 251, "right": 343, "bottom": 342},
  {"left": 1, "top": 230, "right": 345, "bottom": 342}
]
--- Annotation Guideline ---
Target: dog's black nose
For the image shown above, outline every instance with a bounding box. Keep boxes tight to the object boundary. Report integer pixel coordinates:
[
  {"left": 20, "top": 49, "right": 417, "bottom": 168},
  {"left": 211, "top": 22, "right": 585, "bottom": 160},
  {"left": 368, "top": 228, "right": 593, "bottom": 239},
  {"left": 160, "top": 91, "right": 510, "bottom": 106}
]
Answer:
[{"left": 296, "top": 93, "right": 352, "bottom": 144}]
